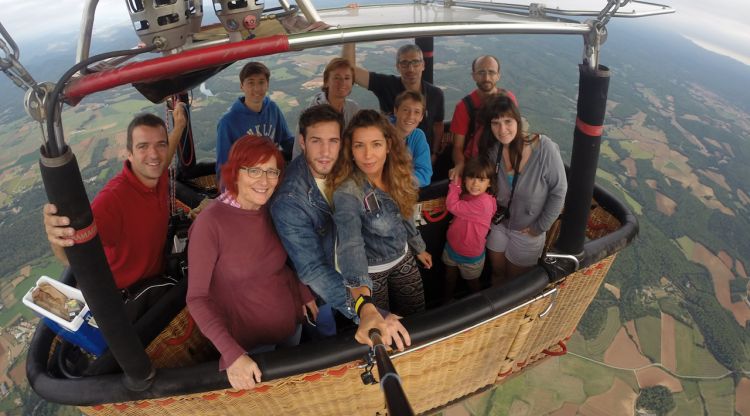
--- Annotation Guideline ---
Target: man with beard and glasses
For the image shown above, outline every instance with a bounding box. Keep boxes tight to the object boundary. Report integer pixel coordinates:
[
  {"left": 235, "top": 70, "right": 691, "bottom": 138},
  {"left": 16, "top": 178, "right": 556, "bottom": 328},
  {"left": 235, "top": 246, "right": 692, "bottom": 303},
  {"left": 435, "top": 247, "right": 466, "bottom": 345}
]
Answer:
[
  {"left": 449, "top": 55, "right": 517, "bottom": 179},
  {"left": 343, "top": 43, "right": 445, "bottom": 164}
]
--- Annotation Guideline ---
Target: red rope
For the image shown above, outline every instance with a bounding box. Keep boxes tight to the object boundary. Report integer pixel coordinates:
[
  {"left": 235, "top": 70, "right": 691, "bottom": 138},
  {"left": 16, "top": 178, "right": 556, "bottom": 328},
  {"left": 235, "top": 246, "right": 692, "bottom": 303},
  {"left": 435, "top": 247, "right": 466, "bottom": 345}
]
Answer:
[
  {"left": 165, "top": 314, "right": 195, "bottom": 345},
  {"left": 542, "top": 340, "right": 568, "bottom": 356},
  {"left": 422, "top": 209, "right": 448, "bottom": 222}
]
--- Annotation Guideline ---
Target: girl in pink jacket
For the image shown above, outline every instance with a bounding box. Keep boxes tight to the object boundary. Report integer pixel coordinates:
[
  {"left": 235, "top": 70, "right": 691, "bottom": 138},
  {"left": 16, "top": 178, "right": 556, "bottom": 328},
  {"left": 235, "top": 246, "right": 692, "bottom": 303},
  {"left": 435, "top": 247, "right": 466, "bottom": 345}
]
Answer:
[{"left": 442, "top": 158, "right": 498, "bottom": 301}]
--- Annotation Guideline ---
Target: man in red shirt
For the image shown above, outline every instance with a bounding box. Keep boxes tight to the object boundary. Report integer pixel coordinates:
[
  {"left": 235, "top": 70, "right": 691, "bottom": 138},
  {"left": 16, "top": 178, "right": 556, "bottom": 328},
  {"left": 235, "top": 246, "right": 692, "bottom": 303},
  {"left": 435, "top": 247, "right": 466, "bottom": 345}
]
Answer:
[
  {"left": 43, "top": 105, "right": 186, "bottom": 316},
  {"left": 449, "top": 55, "right": 517, "bottom": 179}
]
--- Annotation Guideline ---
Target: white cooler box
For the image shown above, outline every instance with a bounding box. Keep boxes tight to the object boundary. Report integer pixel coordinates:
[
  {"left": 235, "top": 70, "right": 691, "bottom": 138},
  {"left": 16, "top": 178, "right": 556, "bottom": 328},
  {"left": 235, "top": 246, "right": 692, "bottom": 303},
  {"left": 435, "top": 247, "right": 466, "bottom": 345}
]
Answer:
[{"left": 23, "top": 276, "right": 107, "bottom": 356}]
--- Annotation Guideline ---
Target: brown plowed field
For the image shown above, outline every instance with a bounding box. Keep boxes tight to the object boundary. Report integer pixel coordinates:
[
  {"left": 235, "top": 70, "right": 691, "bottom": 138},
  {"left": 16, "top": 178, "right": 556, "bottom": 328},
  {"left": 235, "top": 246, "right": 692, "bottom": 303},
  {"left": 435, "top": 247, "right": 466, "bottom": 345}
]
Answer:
[
  {"left": 0, "top": 336, "right": 10, "bottom": 386},
  {"left": 604, "top": 327, "right": 650, "bottom": 369},
  {"left": 578, "top": 378, "right": 637, "bottom": 416},
  {"left": 687, "top": 240, "right": 750, "bottom": 325},
  {"left": 737, "top": 259, "right": 747, "bottom": 278},
  {"left": 718, "top": 250, "right": 733, "bottom": 270},
  {"left": 736, "top": 378, "right": 750, "bottom": 416},
  {"left": 604, "top": 283, "right": 621, "bottom": 299},
  {"left": 654, "top": 191, "right": 677, "bottom": 216},
  {"left": 550, "top": 402, "right": 579, "bottom": 416},
  {"left": 621, "top": 158, "right": 637, "bottom": 177}
]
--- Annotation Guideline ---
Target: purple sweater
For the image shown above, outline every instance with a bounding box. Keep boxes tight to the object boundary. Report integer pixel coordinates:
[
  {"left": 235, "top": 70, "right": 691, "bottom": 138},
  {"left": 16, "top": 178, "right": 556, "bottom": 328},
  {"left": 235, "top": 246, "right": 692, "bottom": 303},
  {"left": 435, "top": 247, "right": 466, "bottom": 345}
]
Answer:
[
  {"left": 187, "top": 201, "right": 312, "bottom": 370},
  {"left": 445, "top": 181, "right": 497, "bottom": 258}
]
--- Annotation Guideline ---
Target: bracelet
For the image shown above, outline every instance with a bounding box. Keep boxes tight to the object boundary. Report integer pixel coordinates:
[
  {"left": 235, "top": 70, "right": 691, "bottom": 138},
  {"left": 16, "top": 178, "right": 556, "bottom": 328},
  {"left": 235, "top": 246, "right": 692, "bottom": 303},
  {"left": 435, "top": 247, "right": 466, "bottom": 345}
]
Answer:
[{"left": 354, "top": 295, "right": 374, "bottom": 317}]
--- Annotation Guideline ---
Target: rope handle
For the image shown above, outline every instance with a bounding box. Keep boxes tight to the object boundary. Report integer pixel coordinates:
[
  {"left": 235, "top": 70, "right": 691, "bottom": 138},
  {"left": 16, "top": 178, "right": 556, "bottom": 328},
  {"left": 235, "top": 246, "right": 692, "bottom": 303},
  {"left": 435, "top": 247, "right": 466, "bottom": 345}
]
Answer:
[
  {"left": 422, "top": 208, "right": 448, "bottom": 223},
  {"left": 542, "top": 340, "right": 568, "bottom": 357},
  {"left": 165, "top": 313, "right": 196, "bottom": 346}
]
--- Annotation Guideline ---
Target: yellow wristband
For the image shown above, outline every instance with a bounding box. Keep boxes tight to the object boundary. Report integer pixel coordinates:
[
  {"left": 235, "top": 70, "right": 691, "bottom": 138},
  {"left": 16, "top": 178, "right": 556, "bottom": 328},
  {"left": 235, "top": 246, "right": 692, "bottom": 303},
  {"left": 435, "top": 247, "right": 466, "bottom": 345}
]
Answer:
[{"left": 354, "top": 295, "right": 373, "bottom": 317}]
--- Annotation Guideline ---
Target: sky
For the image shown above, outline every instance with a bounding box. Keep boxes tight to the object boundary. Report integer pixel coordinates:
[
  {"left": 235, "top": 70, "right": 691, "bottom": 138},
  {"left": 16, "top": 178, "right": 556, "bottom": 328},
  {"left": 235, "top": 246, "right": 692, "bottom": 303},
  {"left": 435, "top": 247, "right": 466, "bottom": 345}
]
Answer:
[{"left": 0, "top": 0, "right": 748, "bottom": 65}]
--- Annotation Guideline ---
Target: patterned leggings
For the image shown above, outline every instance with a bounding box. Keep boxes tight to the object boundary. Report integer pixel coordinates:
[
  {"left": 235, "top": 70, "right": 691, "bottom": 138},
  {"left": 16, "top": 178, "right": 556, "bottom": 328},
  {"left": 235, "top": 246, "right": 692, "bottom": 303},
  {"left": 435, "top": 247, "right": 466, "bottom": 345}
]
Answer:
[{"left": 370, "top": 255, "right": 425, "bottom": 317}]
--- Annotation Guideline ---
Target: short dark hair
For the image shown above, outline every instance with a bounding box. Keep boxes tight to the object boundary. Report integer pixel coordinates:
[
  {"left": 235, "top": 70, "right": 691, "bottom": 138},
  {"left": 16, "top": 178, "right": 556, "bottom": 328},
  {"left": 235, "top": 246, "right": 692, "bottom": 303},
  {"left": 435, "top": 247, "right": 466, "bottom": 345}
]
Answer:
[
  {"left": 126, "top": 113, "right": 166, "bottom": 152},
  {"left": 239, "top": 61, "right": 270, "bottom": 83},
  {"left": 471, "top": 55, "right": 501, "bottom": 72},
  {"left": 394, "top": 90, "right": 425, "bottom": 110},
  {"left": 462, "top": 157, "right": 498, "bottom": 196},
  {"left": 298, "top": 104, "right": 344, "bottom": 139},
  {"left": 396, "top": 44, "right": 423, "bottom": 62}
]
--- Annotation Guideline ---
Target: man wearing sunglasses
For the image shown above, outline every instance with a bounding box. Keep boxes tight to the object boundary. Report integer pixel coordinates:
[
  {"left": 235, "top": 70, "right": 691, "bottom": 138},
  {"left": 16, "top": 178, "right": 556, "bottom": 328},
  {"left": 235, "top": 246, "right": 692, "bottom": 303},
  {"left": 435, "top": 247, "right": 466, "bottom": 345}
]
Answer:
[{"left": 343, "top": 43, "right": 445, "bottom": 163}]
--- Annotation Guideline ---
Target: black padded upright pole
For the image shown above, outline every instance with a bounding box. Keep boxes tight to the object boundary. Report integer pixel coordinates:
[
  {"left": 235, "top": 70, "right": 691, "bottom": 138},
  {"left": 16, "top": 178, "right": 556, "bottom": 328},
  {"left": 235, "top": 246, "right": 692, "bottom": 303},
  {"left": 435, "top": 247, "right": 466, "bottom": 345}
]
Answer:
[
  {"left": 415, "top": 37, "right": 434, "bottom": 84},
  {"left": 39, "top": 146, "right": 154, "bottom": 391},
  {"left": 556, "top": 64, "right": 610, "bottom": 255}
]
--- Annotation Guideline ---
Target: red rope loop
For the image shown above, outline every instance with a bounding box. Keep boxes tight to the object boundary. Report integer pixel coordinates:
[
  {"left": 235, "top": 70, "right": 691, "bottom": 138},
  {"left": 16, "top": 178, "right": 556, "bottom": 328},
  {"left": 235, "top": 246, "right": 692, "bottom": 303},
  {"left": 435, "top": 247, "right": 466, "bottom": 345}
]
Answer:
[
  {"left": 165, "top": 314, "right": 196, "bottom": 345},
  {"left": 422, "top": 209, "right": 448, "bottom": 223},
  {"left": 542, "top": 340, "right": 568, "bottom": 356}
]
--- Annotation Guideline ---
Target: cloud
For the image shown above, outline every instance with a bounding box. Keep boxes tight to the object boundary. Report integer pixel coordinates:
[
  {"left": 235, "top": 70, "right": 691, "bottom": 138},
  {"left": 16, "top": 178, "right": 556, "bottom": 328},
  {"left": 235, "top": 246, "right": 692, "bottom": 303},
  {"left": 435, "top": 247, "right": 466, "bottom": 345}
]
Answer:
[
  {"left": 0, "top": 0, "right": 128, "bottom": 43},
  {"left": 683, "top": 36, "right": 750, "bottom": 67},
  {"left": 487, "top": 0, "right": 750, "bottom": 67},
  {"left": 2, "top": 0, "right": 750, "bottom": 59},
  {"left": 660, "top": 1, "right": 750, "bottom": 66}
]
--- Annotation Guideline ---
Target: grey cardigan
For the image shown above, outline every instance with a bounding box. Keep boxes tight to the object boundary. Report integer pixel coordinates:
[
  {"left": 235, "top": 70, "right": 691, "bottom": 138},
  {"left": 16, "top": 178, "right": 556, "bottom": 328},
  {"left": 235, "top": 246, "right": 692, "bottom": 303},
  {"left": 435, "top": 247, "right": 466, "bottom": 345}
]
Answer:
[{"left": 490, "top": 135, "right": 567, "bottom": 235}]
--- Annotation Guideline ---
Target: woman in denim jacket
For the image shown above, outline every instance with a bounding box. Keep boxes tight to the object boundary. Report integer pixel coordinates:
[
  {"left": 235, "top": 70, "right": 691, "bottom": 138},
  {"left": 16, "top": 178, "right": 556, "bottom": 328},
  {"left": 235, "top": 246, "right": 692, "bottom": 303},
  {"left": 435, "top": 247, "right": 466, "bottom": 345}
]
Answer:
[{"left": 327, "top": 110, "right": 433, "bottom": 317}]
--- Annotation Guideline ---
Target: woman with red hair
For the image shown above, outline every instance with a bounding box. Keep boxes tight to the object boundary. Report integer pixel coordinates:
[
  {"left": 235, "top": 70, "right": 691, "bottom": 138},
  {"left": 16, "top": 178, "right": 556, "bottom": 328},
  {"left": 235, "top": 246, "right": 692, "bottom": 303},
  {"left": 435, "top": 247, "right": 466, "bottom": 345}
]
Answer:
[{"left": 187, "top": 135, "right": 316, "bottom": 390}]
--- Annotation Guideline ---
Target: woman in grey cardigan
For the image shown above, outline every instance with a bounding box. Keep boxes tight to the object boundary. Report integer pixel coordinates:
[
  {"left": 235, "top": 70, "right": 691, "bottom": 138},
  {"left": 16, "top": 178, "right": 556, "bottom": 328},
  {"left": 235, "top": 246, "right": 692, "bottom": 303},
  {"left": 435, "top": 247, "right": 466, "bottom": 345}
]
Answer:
[{"left": 477, "top": 95, "right": 568, "bottom": 285}]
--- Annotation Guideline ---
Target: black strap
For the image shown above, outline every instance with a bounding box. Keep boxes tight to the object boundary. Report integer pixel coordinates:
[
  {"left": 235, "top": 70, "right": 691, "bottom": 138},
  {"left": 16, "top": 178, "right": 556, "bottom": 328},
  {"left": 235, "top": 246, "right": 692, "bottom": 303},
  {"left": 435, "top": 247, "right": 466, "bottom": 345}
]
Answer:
[
  {"left": 507, "top": 169, "right": 520, "bottom": 209},
  {"left": 496, "top": 145, "right": 520, "bottom": 210},
  {"left": 462, "top": 89, "right": 510, "bottom": 153},
  {"left": 461, "top": 94, "right": 476, "bottom": 152}
]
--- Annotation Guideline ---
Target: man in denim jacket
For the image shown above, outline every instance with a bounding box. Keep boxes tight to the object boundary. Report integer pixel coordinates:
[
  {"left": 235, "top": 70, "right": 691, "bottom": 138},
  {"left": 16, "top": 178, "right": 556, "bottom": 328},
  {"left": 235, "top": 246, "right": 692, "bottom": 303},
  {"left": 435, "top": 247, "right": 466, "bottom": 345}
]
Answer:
[{"left": 270, "top": 105, "right": 410, "bottom": 350}]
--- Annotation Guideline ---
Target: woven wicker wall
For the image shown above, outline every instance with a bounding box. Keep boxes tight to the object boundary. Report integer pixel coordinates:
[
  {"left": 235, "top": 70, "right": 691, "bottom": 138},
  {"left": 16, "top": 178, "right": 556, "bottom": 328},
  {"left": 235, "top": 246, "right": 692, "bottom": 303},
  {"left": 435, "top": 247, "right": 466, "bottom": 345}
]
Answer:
[{"left": 78, "top": 203, "right": 625, "bottom": 415}]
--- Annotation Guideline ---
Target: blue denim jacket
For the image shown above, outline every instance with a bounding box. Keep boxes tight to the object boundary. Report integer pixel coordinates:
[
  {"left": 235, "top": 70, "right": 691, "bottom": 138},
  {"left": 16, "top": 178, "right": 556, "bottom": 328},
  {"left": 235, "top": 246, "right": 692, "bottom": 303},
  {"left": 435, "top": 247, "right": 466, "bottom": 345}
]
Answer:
[
  {"left": 333, "top": 175, "right": 427, "bottom": 290},
  {"left": 269, "top": 157, "right": 355, "bottom": 319}
]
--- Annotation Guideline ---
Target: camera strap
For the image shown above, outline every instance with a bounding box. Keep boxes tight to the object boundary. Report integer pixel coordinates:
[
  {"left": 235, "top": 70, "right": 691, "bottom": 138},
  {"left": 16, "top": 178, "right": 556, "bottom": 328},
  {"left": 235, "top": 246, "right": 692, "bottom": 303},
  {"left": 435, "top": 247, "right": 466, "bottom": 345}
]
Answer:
[{"left": 496, "top": 145, "right": 520, "bottom": 210}]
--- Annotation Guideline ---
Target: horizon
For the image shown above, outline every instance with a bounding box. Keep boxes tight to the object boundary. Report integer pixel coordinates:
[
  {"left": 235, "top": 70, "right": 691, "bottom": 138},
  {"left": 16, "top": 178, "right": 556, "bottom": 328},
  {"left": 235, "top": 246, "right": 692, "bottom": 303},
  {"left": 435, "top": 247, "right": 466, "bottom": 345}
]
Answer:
[{"left": 0, "top": 0, "right": 749, "bottom": 69}]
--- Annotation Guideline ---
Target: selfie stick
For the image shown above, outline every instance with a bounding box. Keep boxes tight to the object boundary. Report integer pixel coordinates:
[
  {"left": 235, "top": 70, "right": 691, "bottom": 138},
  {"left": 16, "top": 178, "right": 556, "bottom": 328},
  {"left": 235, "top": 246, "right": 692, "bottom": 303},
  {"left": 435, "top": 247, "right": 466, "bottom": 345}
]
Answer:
[{"left": 369, "top": 329, "right": 414, "bottom": 416}]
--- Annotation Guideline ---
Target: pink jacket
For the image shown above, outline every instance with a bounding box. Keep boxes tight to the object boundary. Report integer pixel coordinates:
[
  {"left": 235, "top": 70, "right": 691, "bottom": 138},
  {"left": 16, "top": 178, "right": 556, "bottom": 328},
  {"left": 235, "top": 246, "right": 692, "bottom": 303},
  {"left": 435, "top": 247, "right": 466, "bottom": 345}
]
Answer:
[{"left": 445, "top": 181, "right": 497, "bottom": 258}]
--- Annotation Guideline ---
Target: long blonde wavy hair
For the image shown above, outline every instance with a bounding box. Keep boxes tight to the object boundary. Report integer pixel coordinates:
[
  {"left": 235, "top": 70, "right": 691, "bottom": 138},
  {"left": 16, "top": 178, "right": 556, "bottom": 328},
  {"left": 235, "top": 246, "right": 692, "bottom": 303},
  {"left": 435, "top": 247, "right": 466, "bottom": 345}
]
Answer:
[{"left": 327, "top": 109, "right": 418, "bottom": 218}]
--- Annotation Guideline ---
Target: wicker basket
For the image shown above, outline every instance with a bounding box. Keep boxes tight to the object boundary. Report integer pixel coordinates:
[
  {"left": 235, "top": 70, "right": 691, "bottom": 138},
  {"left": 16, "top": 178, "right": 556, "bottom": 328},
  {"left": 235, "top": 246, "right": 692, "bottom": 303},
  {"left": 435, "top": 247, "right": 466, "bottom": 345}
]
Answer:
[
  {"left": 145, "top": 308, "right": 217, "bottom": 369},
  {"left": 186, "top": 175, "right": 217, "bottom": 193},
  {"left": 80, "top": 305, "right": 536, "bottom": 415},
  {"left": 507, "top": 201, "right": 622, "bottom": 370},
  {"left": 78, "top": 200, "right": 626, "bottom": 415}
]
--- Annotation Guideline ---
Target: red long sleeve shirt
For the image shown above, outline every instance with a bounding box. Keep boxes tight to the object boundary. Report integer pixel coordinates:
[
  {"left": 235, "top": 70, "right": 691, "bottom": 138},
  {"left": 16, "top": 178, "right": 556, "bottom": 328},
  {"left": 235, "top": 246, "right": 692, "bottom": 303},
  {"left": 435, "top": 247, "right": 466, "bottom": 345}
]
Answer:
[{"left": 187, "top": 201, "right": 312, "bottom": 370}]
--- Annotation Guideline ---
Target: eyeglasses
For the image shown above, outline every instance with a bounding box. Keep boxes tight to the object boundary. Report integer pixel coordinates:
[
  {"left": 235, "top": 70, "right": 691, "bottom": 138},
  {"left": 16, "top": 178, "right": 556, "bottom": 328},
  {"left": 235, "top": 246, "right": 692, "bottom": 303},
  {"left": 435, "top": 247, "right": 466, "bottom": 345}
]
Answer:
[
  {"left": 241, "top": 166, "right": 281, "bottom": 179},
  {"left": 474, "top": 70, "right": 499, "bottom": 77},
  {"left": 398, "top": 59, "right": 423, "bottom": 69}
]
